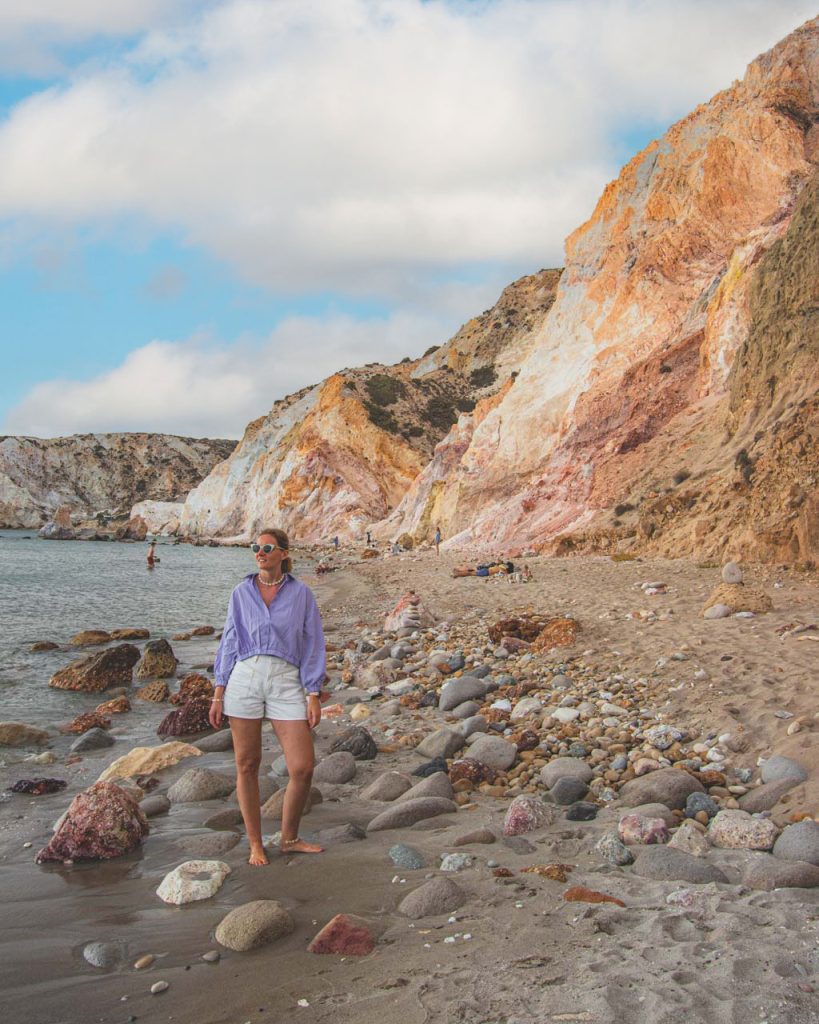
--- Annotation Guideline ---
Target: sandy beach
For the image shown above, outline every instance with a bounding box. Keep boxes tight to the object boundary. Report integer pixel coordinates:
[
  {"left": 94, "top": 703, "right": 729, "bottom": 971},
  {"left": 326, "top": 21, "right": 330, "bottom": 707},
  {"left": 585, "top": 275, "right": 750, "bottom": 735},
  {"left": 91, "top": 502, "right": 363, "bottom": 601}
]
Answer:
[{"left": 1, "top": 549, "right": 817, "bottom": 1024}]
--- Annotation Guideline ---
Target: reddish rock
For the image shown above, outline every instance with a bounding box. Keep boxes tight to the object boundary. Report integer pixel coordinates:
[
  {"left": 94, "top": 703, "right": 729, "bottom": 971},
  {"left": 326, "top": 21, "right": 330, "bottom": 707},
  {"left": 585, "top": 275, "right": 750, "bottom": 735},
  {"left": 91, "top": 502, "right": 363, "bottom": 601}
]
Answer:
[
  {"left": 70, "top": 630, "right": 112, "bottom": 647},
  {"left": 449, "top": 758, "right": 496, "bottom": 785},
  {"left": 66, "top": 711, "right": 111, "bottom": 735},
  {"left": 307, "top": 914, "right": 376, "bottom": 955},
  {"left": 488, "top": 615, "right": 548, "bottom": 644},
  {"left": 503, "top": 794, "right": 554, "bottom": 836},
  {"left": 384, "top": 592, "right": 435, "bottom": 632},
  {"left": 171, "top": 673, "right": 214, "bottom": 706},
  {"left": 157, "top": 697, "right": 212, "bottom": 737},
  {"left": 36, "top": 782, "right": 149, "bottom": 863},
  {"left": 49, "top": 644, "right": 140, "bottom": 693},
  {"left": 618, "top": 814, "right": 670, "bottom": 846},
  {"left": 10, "top": 778, "right": 67, "bottom": 795},
  {"left": 513, "top": 729, "right": 540, "bottom": 752},
  {"left": 95, "top": 696, "right": 131, "bottom": 715},
  {"left": 563, "top": 886, "right": 625, "bottom": 908},
  {"left": 136, "top": 680, "right": 170, "bottom": 703}
]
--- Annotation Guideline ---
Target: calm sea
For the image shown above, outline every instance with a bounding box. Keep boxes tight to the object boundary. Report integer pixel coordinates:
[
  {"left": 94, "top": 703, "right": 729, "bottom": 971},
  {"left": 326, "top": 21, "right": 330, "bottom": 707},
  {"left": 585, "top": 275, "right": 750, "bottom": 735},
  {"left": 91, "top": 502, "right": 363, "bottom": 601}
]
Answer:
[{"left": 0, "top": 531, "right": 311, "bottom": 722}]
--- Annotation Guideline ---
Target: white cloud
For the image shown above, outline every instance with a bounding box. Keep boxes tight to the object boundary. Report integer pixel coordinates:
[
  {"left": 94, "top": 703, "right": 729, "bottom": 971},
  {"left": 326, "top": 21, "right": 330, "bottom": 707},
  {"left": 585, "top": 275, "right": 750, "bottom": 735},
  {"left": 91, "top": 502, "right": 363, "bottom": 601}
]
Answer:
[
  {"left": 0, "top": 0, "right": 813, "bottom": 299},
  {"left": 2, "top": 309, "right": 455, "bottom": 438}
]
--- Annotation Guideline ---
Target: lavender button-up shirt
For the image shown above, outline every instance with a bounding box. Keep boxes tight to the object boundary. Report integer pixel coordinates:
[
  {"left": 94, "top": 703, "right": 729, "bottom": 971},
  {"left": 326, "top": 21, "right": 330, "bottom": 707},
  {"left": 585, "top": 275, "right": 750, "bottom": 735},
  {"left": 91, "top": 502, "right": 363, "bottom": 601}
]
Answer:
[{"left": 214, "top": 573, "right": 326, "bottom": 693}]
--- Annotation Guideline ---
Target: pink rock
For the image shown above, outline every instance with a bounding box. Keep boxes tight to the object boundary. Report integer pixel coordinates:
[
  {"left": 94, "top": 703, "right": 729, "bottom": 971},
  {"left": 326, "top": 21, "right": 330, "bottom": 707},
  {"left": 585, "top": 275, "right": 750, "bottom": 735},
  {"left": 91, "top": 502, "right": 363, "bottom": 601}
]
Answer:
[
  {"left": 307, "top": 914, "right": 375, "bottom": 955},
  {"left": 36, "top": 782, "right": 149, "bottom": 863},
  {"left": 618, "top": 814, "right": 669, "bottom": 846},
  {"left": 384, "top": 592, "right": 435, "bottom": 632},
  {"left": 503, "top": 794, "right": 554, "bottom": 836},
  {"left": 634, "top": 759, "right": 661, "bottom": 776}
]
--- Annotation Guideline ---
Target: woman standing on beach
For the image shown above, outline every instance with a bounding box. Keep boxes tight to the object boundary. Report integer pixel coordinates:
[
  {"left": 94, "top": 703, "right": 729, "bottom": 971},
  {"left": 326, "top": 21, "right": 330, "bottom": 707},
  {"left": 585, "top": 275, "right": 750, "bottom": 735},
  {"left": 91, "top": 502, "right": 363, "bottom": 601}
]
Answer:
[{"left": 208, "top": 527, "right": 326, "bottom": 865}]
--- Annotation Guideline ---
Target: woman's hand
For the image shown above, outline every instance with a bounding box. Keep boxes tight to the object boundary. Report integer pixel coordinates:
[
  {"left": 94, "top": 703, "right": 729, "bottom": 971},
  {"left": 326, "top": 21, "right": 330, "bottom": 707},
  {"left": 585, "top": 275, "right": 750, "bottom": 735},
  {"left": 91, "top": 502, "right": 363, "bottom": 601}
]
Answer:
[
  {"left": 208, "top": 688, "right": 225, "bottom": 729},
  {"left": 307, "top": 693, "right": 322, "bottom": 729}
]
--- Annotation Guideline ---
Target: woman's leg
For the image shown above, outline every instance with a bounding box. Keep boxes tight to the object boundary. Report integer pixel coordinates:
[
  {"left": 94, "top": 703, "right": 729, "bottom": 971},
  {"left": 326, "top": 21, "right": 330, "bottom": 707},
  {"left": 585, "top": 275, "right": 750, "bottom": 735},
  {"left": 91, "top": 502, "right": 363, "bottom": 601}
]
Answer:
[
  {"left": 229, "top": 717, "right": 267, "bottom": 865},
  {"left": 270, "top": 719, "right": 323, "bottom": 854}
]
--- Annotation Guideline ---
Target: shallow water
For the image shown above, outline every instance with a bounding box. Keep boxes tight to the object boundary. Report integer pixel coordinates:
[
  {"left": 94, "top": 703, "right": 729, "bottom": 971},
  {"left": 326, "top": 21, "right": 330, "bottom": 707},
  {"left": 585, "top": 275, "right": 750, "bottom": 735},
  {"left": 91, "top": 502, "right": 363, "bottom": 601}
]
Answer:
[{"left": 0, "top": 531, "right": 311, "bottom": 721}]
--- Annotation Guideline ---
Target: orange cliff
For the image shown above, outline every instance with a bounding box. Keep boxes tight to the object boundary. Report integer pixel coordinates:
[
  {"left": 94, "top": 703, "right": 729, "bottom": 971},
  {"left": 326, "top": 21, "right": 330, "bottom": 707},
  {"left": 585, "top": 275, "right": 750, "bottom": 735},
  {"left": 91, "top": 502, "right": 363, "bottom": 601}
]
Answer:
[{"left": 385, "top": 16, "right": 818, "bottom": 563}]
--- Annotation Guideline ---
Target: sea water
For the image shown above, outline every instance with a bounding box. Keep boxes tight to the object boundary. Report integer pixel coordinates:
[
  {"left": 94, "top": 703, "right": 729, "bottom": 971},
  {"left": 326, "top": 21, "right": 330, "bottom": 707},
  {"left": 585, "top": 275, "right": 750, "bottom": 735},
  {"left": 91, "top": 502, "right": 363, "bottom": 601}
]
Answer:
[{"left": 0, "top": 531, "right": 310, "bottom": 721}]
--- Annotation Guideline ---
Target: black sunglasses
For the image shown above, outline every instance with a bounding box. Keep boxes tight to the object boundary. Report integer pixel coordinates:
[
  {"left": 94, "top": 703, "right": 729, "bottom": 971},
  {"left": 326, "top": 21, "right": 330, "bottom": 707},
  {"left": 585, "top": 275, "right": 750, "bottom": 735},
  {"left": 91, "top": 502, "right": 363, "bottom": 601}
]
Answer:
[{"left": 250, "top": 543, "right": 284, "bottom": 554}]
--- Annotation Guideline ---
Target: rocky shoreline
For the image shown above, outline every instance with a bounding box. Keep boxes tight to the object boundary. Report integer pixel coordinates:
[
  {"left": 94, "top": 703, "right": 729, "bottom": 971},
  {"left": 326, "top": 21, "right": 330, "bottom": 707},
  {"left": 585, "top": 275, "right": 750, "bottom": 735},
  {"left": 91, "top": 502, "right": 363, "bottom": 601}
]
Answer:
[{"left": 1, "top": 551, "right": 816, "bottom": 1024}]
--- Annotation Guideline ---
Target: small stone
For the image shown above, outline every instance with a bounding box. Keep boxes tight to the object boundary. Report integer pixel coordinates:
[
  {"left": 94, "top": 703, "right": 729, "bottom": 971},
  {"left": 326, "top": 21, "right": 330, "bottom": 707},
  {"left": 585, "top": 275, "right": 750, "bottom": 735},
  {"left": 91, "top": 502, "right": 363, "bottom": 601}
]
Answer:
[
  {"left": 414, "top": 728, "right": 464, "bottom": 760},
  {"left": 503, "top": 794, "right": 554, "bottom": 837},
  {"left": 703, "top": 604, "right": 731, "bottom": 619},
  {"left": 565, "top": 801, "right": 598, "bottom": 821},
  {"left": 83, "top": 941, "right": 126, "bottom": 969},
  {"left": 388, "top": 844, "right": 426, "bottom": 870},
  {"left": 595, "top": 833, "right": 633, "bottom": 866},
  {"left": 685, "top": 792, "right": 719, "bottom": 820},
  {"left": 215, "top": 900, "right": 295, "bottom": 951},
  {"left": 167, "top": 767, "right": 235, "bottom": 803},
  {"left": 307, "top": 914, "right": 376, "bottom": 955},
  {"left": 742, "top": 854, "right": 819, "bottom": 890},
  {"left": 618, "top": 768, "right": 703, "bottom": 810},
  {"left": 440, "top": 853, "right": 473, "bottom": 872},
  {"left": 150, "top": 981, "right": 169, "bottom": 995},
  {"left": 549, "top": 776, "right": 589, "bottom": 805},
  {"left": 139, "top": 794, "right": 171, "bottom": 818},
  {"left": 453, "top": 828, "right": 496, "bottom": 846},
  {"left": 134, "top": 954, "right": 155, "bottom": 970},
  {"left": 71, "top": 728, "right": 115, "bottom": 753},
  {"left": 201, "top": 950, "right": 221, "bottom": 963},
  {"left": 468, "top": 735, "right": 517, "bottom": 771}
]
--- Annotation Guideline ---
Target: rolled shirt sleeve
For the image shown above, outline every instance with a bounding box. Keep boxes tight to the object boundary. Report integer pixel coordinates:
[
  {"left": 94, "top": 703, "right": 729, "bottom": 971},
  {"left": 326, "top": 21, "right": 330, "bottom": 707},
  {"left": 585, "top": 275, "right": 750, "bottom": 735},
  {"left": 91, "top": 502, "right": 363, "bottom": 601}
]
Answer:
[{"left": 299, "top": 589, "right": 326, "bottom": 694}]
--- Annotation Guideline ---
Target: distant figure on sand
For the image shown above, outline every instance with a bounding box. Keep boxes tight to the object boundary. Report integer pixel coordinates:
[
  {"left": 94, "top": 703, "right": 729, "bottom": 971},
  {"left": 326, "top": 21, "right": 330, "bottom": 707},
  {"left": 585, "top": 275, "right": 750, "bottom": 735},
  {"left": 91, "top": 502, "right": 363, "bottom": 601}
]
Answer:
[
  {"left": 366, "top": 530, "right": 372, "bottom": 546},
  {"left": 332, "top": 536, "right": 339, "bottom": 549},
  {"left": 209, "top": 527, "right": 327, "bottom": 865},
  {"left": 452, "top": 559, "right": 514, "bottom": 578},
  {"left": 433, "top": 526, "right": 442, "bottom": 555},
  {"left": 146, "top": 540, "right": 157, "bottom": 568}
]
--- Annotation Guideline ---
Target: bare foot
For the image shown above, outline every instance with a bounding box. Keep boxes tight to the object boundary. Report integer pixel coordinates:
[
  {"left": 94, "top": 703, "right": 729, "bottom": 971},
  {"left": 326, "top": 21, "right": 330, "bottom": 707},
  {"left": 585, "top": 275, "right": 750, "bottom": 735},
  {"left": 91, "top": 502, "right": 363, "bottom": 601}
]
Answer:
[
  {"left": 280, "top": 837, "right": 323, "bottom": 854},
  {"left": 248, "top": 844, "right": 269, "bottom": 866}
]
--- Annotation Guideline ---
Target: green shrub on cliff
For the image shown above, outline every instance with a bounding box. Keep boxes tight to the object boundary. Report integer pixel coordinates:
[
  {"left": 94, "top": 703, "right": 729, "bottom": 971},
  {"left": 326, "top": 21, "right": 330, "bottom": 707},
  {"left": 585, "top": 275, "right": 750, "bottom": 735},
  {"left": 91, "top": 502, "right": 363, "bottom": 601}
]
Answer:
[{"left": 365, "top": 373, "right": 405, "bottom": 407}]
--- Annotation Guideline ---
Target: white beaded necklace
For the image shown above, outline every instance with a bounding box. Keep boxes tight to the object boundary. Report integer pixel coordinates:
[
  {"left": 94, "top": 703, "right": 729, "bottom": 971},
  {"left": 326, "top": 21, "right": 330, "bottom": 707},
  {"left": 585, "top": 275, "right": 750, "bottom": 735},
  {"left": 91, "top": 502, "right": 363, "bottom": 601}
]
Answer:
[{"left": 258, "top": 574, "right": 284, "bottom": 587}]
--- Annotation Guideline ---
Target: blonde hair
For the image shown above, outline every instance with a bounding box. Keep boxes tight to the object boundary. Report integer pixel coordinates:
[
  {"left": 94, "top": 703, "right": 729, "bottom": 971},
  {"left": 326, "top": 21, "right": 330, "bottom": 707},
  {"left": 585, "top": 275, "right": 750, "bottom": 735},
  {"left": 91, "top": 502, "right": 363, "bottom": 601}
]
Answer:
[{"left": 258, "top": 526, "right": 293, "bottom": 574}]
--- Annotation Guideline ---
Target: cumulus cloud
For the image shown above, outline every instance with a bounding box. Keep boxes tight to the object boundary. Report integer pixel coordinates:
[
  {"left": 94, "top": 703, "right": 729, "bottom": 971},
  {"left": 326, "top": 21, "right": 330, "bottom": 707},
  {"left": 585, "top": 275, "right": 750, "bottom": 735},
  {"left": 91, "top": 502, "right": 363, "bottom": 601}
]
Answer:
[
  {"left": 2, "top": 308, "right": 456, "bottom": 438},
  {"left": 0, "top": 0, "right": 813, "bottom": 299}
]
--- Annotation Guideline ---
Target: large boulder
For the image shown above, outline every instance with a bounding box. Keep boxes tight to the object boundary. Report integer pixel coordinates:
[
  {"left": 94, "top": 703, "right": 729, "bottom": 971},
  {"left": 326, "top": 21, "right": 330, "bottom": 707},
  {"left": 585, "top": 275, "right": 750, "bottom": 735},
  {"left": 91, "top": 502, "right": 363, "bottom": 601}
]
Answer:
[
  {"left": 215, "top": 901, "right": 295, "bottom": 951},
  {"left": 366, "top": 797, "right": 457, "bottom": 832},
  {"left": 631, "top": 847, "right": 729, "bottom": 884},
  {"left": 167, "top": 767, "right": 235, "bottom": 803},
  {"left": 467, "top": 735, "right": 517, "bottom": 771},
  {"left": 313, "top": 752, "right": 357, "bottom": 785},
  {"left": 743, "top": 855, "right": 819, "bottom": 891},
  {"left": 772, "top": 820, "right": 819, "bottom": 866},
  {"left": 36, "top": 782, "right": 149, "bottom": 863},
  {"left": 136, "top": 639, "right": 178, "bottom": 679},
  {"left": 329, "top": 727, "right": 378, "bottom": 760},
  {"left": 618, "top": 768, "right": 704, "bottom": 810},
  {"left": 98, "top": 741, "right": 202, "bottom": 781},
  {"left": 438, "top": 677, "right": 489, "bottom": 712},
  {"left": 0, "top": 722, "right": 50, "bottom": 747},
  {"left": 156, "top": 697, "right": 212, "bottom": 737},
  {"left": 49, "top": 644, "right": 140, "bottom": 693},
  {"left": 398, "top": 878, "right": 466, "bottom": 919}
]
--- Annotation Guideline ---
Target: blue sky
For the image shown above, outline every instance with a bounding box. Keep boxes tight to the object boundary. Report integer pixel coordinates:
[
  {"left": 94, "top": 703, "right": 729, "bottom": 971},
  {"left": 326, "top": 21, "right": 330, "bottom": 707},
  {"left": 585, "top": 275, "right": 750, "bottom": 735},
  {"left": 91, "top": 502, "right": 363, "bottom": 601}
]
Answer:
[{"left": 0, "top": 0, "right": 814, "bottom": 438}]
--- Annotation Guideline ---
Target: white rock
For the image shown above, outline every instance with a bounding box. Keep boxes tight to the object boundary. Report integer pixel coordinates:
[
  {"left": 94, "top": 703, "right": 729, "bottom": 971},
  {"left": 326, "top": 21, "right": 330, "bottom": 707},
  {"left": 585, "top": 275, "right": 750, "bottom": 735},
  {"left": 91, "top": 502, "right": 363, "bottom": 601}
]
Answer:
[{"left": 156, "top": 860, "right": 231, "bottom": 905}]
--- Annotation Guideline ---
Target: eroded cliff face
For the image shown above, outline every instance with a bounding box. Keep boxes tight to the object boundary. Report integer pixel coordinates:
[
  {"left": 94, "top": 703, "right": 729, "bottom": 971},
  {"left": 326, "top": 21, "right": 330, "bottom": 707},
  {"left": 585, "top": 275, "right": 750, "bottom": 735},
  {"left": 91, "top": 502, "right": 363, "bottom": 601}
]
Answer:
[
  {"left": 386, "top": 17, "right": 818, "bottom": 562},
  {"left": 0, "top": 434, "right": 236, "bottom": 529},
  {"left": 178, "top": 270, "right": 561, "bottom": 542}
]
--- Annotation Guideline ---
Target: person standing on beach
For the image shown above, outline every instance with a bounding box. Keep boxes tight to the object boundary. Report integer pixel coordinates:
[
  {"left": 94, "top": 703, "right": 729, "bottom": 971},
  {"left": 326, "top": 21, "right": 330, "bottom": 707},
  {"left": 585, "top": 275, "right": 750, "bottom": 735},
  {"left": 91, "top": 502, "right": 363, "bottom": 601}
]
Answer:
[
  {"left": 146, "top": 540, "right": 157, "bottom": 568},
  {"left": 433, "top": 526, "right": 442, "bottom": 555},
  {"left": 208, "top": 527, "right": 326, "bottom": 865}
]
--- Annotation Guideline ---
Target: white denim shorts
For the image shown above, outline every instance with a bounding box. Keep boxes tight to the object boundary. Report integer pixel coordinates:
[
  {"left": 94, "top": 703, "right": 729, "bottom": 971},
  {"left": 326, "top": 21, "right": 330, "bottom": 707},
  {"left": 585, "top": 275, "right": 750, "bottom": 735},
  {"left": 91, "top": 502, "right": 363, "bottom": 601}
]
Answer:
[{"left": 223, "top": 655, "right": 307, "bottom": 721}]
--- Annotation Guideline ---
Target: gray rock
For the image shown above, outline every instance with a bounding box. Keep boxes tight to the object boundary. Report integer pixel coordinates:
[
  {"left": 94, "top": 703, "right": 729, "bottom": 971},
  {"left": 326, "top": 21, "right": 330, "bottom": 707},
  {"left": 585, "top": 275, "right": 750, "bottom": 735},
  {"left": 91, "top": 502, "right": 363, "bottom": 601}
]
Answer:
[
  {"left": 703, "top": 604, "right": 731, "bottom": 619},
  {"left": 618, "top": 768, "right": 704, "bottom": 810},
  {"left": 540, "top": 757, "right": 593, "bottom": 789},
  {"left": 760, "top": 755, "right": 807, "bottom": 785},
  {"left": 742, "top": 854, "right": 819, "bottom": 890},
  {"left": 397, "top": 772, "right": 453, "bottom": 803},
  {"left": 772, "top": 820, "right": 819, "bottom": 866},
  {"left": 70, "top": 728, "right": 115, "bottom": 753},
  {"left": 450, "top": 700, "right": 482, "bottom": 720},
  {"left": 549, "top": 776, "right": 589, "bottom": 805},
  {"left": 685, "top": 792, "right": 719, "bottom": 819},
  {"left": 83, "top": 941, "right": 127, "bottom": 969},
  {"left": 167, "top": 767, "right": 236, "bottom": 803},
  {"left": 566, "top": 801, "right": 598, "bottom": 821},
  {"left": 632, "top": 847, "right": 729, "bottom": 884},
  {"left": 204, "top": 808, "right": 244, "bottom": 830},
  {"left": 501, "top": 835, "right": 536, "bottom": 854},
  {"left": 440, "top": 853, "right": 472, "bottom": 872},
  {"left": 313, "top": 751, "right": 357, "bottom": 785},
  {"left": 139, "top": 794, "right": 171, "bottom": 818},
  {"left": 668, "top": 821, "right": 710, "bottom": 857},
  {"left": 193, "top": 730, "right": 234, "bottom": 753},
  {"left": 398, "top": 877, "right": 466, "bottom": 918},
  {"left": 453, "top": 828, "right": 496, "bottom": 846},
  {"left": 176, "top": 832, "right": 242, "bottom": 857},
  {"left": 360, "top": 771, "right": 413, "bottom": 802},
  {"left": 215, "top": 900, "right": 295, "bottom": 951},
  {"left": 458, "top": 715, "right": 489, "bottom": 738},
  {"left": 271, "top": 754, "right": 289, "bottom": 777},
  {"left": 316, "top": 822, "right": 366, "bottom": 845},
  {"left": 738, "top": 778, "right": 800, "bottom": 813},
  {"left": 721, "top": 561, "right": 743, "bottom": 584},
  {"left": 366, "top": 797, "right": 457, "bottom": 833},
  {"left": 438, "top": 677, "right": 488, "bottom": 712},
  {"left": 415, "top": 728, "right": 464, "bottom": 760},
  {"left": 388, "top": 844, "right": 426, "bottom": 870},
  {"left": 467, "top": 734, "right": 517, "bottom": 771},
  {"left": 595, "top": 832, "right": 634, "bottom": 866}
]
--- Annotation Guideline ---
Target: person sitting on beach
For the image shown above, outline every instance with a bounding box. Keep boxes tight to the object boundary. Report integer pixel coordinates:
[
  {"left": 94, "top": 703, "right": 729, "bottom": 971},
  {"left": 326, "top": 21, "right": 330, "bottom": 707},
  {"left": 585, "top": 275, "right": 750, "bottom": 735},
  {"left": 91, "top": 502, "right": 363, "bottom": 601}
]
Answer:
[
  {"left": 209, "top": 527, "right": 327, "bottom": 865},
  {"left": 452, "top": 559, "right": 514, "bottom": 578}
]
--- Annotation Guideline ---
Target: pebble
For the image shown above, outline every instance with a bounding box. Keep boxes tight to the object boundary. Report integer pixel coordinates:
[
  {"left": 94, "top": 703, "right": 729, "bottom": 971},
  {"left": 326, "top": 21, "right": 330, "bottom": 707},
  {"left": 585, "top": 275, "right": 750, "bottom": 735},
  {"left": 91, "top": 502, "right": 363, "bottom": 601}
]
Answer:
[
  {"left": 388, "top": 844, "right": 426, "bottom": 870},
  {"left": 440, "top": 853, "right": 473, "bottom": 872},
  {"left": 595, "top": 833, "right": 634, "bottom": 866},
  {"left": 150, "top": 981, "right": 169, "bottom": 995},
  {"left": 134, "top": 954, "right": 156, "bottom": 970},
  {"left": 202, "top": 950, "right": 221, "bottom": 962}
]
